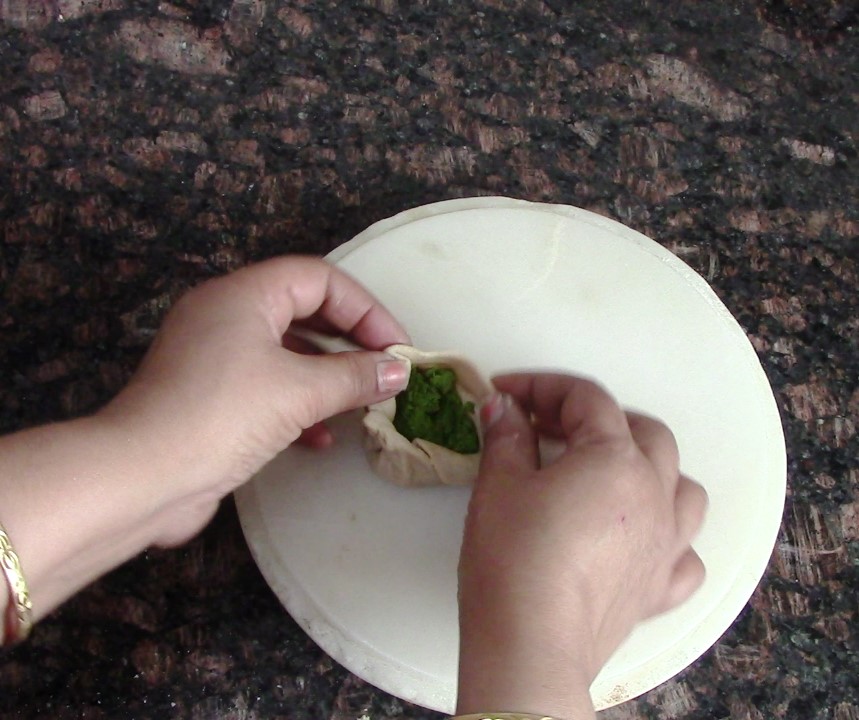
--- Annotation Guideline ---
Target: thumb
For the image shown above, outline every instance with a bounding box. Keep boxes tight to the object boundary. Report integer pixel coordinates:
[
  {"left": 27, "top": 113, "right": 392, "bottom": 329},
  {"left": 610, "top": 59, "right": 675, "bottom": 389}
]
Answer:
[
  {"left": 478, "top": 393, "right": 540, "bottom": 482},
  {"left": 290, "top": 350, "right": 410, "bottom": 427}
]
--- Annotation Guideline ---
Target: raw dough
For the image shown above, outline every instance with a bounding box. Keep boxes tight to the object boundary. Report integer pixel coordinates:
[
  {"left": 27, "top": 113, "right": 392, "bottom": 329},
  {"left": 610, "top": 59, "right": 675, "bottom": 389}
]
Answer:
[{"left": 363, "top": 345, "right": 493, "bottom": 487}]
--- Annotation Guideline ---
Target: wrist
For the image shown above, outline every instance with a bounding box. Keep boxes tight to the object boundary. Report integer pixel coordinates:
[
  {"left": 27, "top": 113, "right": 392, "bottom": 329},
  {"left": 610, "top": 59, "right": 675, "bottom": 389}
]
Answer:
[
  {"left": 457, "top": 627, "right": 596, "bottom": 720},
  {"left": 451, "top": 715, "right": 565, "bottom": 720},
  {"left": 97, "top": 385, "right": 238, "bottom": 547},
  {"left": 101, "top": 376, "right": 246, "bottom": 502}
]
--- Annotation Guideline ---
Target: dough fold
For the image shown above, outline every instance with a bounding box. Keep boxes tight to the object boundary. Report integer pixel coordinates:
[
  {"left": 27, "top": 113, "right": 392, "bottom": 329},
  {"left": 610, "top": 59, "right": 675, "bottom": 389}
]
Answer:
[{"left": 362, "top": 345, "right": 493, "bottom": 487}]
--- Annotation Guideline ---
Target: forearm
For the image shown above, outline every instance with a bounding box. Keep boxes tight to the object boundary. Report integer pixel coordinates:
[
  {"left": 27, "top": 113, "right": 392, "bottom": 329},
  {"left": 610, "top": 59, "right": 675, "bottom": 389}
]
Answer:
[{"left": 0, "top": 415, "right": 176, "bottom": 625}]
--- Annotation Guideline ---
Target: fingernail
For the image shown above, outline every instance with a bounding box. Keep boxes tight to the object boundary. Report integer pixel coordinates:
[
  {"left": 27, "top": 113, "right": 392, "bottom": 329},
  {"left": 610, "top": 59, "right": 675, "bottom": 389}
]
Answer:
[
  {"left": 480, "top": 392, "right": 512, "bottom": 429},
  {"left": 376, "top": 359, "right": 410, "bottom": 393}
]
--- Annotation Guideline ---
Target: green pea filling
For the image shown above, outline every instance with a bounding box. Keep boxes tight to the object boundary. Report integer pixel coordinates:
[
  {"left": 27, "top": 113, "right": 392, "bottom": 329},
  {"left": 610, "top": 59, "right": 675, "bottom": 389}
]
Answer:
[{"left": 393, "top": 366, "right": 480, "bottom": 454}]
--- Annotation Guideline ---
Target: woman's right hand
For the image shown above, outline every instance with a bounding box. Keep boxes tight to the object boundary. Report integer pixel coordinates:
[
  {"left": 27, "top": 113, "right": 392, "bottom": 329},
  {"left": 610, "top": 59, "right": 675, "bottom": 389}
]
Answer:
[{"left": 456, "top": 373, "right": 708, "bottom": 720}]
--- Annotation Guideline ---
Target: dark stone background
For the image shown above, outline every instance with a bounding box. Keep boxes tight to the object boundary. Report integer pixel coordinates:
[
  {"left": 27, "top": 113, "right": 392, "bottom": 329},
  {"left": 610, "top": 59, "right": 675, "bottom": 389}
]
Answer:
[{"left": 0, "top": 1, "right": 857, "bottom": 718}]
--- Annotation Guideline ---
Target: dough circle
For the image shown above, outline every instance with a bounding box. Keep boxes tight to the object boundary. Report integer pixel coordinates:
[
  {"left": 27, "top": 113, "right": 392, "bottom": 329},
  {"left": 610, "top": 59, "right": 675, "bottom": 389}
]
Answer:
[{"left": 362, "top": 345, "right": 493, "bottom": 487}]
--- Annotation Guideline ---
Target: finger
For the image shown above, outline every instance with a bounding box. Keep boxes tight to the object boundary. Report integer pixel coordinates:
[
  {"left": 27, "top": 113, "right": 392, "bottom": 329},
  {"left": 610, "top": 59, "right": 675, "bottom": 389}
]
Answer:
[
  {"left": 477, "top": 393, "right": 540, "bottom": 483},
  {"left": 295, "top": 422, "right": 334, "bottom": 449},
  {"left": 492, "top": 373, "right": 630, "bottom": 445},
  {"left": 674, "top": 476, "right": 709, "bottom": 544},
  {"left": 627, "top": 412, "right": 680, "bottom": 489},
  {"left": 654, "top": 549, "right": 706, "bottom": 614},
  {"left": 234, "top": 256, "right": 410, "bottom": 348},
  {"left": 287, "top": 350, "right": 410, "bottom": 428}
]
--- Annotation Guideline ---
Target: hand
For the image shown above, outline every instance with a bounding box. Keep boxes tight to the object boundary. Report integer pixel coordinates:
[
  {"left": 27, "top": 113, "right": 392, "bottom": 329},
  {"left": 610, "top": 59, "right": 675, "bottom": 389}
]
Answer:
[
  {"left": 1, "top": 256, "right": 411, "bottom": 625},
  {"left": 456, "top": 373, "right": 708, "bottom": 720},
  {"left": 102, "top": 256, "right": 410, "bottom": 546}
]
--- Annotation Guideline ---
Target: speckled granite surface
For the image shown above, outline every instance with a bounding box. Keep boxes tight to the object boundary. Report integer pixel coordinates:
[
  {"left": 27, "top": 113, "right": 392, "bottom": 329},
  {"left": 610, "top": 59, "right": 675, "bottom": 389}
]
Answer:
[{"left": 0, "top": 1, "right": 857, "bottom": 718}]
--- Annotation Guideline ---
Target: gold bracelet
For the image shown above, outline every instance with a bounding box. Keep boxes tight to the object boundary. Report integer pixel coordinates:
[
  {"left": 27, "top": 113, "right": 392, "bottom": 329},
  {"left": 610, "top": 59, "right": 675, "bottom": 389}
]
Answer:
[
  {"left": 450, "top": 715, "right": 558, "bottom": 720},
  {"left": 0, "top": 521, "right": 33, "bottom": 645}
]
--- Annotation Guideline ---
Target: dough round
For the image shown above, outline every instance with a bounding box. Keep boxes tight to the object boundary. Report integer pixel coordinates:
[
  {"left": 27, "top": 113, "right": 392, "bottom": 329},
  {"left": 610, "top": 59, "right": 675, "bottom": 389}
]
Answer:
[{"left": 362, "top": 345, "right": 493, "bottom": 487}]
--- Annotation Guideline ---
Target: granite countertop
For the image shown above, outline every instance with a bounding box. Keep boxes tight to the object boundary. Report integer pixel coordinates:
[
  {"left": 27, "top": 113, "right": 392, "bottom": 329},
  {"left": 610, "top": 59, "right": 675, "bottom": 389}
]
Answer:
[{"left": 1, "top": 1, "right": 857, "bottom": 718}]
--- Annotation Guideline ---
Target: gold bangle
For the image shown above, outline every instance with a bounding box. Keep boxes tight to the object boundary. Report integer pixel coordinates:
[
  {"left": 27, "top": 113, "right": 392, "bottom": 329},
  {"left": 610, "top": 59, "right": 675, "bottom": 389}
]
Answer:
[
  {"left": 0, "top": 521, "right": 33, "bottom": 645},
  {"left": 450, "top": 715, "right": 558, "bottom": 720}
]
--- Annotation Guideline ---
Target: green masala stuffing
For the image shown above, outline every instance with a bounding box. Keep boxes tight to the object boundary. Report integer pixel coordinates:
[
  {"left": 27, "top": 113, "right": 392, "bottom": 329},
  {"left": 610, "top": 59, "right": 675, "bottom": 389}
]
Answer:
[{"left": 393, "top": 366, "right": 480, "bottom": 454}]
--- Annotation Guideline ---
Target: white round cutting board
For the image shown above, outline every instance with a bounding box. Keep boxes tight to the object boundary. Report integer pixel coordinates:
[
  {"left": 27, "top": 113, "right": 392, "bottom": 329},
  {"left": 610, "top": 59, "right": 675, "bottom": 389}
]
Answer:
[{"left": 235, "top": 197, "right": 786, "bottom": 713}]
